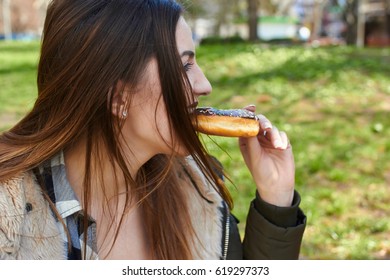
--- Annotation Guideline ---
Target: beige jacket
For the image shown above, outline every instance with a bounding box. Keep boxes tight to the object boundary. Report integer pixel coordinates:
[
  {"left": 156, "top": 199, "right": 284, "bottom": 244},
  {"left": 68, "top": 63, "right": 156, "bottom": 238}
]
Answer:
[{"left": 0, "top": 172, "right": 65, "bottom": 259}]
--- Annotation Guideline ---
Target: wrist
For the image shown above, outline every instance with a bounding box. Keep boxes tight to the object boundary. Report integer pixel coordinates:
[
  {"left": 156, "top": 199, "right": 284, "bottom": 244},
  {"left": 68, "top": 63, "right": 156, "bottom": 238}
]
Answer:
[
  {"left": 257, "top": 188, "right": 294, "bottom": 207},
  {"left": 254, "top": 190, "right": 301, "bottom": 227}
]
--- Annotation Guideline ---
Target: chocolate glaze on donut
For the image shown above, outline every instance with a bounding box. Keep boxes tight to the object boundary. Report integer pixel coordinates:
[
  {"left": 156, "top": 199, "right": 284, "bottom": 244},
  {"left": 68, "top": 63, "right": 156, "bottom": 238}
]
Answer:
[
  {"left": 195, "top": 107, "right": 258, "bottom": 120},
  {"left": 193, "top": 107, "right": 260, "bottom": 137}
]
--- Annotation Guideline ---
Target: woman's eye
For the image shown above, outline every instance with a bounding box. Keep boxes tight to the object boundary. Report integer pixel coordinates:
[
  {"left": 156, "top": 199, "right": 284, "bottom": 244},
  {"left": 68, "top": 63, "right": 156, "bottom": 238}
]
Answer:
[{"left": 183, "top": 62, "right": 194, "bottom": 72}]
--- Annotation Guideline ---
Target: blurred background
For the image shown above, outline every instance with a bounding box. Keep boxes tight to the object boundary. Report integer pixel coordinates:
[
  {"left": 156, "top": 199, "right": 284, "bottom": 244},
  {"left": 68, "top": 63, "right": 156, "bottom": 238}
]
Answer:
[
  {"left": 1, "top": 0, "right": 390, "bottom": 46},
  {"left": 0, "top": 0, "right": 389, "bottom": 259}
]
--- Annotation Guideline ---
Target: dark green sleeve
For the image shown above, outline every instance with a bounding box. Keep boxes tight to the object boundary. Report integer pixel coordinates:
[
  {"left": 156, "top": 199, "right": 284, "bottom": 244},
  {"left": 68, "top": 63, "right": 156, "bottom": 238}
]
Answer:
[{"left": 242, "top": 190, "right": 306, "bottom": 260}]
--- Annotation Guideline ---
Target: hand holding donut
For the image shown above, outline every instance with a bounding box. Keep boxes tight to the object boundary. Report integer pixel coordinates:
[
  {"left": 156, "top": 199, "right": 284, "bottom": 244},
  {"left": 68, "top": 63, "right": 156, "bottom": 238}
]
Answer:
[
  {"left": 238, "top": 105, "right": 295, "bottom": 207},
  {"left": 193, "top": 105, "right": 295, "bottom": 207}
]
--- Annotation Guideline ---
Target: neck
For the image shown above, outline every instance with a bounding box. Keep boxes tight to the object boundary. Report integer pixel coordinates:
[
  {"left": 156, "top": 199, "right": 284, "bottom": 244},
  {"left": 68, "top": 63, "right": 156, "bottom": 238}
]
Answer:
[
  {"left": 63, "top": 134, "right": 156, "bottom": 207},
  {"left": 63, "top": 135, "right": 156, "bottom": 258}
]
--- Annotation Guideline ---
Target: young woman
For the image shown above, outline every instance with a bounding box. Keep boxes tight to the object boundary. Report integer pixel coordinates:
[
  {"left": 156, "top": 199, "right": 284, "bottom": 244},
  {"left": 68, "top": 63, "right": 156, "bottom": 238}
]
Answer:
[{"left": 0, "top": 0, "right": 305, "bottom": 260}]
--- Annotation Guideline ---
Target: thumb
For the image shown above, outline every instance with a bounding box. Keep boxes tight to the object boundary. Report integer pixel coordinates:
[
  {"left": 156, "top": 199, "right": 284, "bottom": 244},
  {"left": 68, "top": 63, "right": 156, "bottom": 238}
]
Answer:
[{"left": 239, "top": 135, "right": 263, "bottom": 169}]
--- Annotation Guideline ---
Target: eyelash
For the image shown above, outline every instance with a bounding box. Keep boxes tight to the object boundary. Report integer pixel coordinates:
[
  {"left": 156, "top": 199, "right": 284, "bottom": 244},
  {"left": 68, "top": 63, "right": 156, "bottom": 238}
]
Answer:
[{"left": 183, "top": 62, "right": 194, "bottom": 72}]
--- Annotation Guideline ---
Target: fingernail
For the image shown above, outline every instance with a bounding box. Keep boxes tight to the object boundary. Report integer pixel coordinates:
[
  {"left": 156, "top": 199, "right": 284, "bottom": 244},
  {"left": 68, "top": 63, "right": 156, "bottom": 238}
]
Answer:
[
  {"left": 264, "top": 122, "right": 272, "bottom": 130},
  {"left": 274, "top": 139, "right": 282, "bottom": 148},
  {"left": 245, "top": 104, "right": 256, "bottom": 112}
]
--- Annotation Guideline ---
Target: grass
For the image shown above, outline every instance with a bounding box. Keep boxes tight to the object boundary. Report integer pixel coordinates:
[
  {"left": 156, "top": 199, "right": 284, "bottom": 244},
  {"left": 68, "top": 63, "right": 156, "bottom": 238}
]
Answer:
[
  {"left": 0, "top": 41, "right": 40, "bottom": 130},
  {"left": 196, "top": 43, "right": 390, "bottom": 260},
  {"left": 1, "top": 41, "right": 389, "bottom": 259}
]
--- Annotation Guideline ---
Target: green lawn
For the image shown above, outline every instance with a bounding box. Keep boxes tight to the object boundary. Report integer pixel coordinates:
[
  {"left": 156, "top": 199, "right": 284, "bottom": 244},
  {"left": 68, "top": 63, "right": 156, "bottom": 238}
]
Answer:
[
  {"left": 0, "top": 42, "right": 40, "bottom": 130},
  {"left": 1, "top": 41, "right": 389, "bottom": 259}
]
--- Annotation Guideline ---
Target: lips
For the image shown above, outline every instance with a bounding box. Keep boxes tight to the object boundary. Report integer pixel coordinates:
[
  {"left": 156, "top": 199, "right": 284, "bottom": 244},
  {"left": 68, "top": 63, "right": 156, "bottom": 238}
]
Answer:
[{"left": 188, "top": 101, "right": 199, "bottom": 111}]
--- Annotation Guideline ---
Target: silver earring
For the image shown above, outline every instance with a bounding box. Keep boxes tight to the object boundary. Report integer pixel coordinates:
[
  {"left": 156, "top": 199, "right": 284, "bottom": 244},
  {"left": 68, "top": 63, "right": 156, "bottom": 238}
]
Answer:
[{"left": 122, "top": 111, "right": 127, "bottom": 118}]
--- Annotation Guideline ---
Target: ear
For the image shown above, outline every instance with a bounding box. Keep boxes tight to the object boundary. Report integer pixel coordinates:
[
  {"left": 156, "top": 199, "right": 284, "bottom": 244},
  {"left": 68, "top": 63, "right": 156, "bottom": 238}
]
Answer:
[{"left": 111, "top": 80, "right": 128, "bottom": 119}]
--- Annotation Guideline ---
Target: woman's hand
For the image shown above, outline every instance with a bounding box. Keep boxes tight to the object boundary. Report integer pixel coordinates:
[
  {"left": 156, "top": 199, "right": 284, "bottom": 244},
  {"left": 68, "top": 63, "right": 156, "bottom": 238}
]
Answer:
[{"left": 238, "top": 105, "right": 295, "bottom": 207}]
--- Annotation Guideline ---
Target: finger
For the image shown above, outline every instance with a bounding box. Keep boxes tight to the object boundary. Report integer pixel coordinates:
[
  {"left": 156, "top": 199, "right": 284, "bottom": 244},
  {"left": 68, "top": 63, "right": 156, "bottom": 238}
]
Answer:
[
  {"left": 257, "top": 130, "right": 274, "bottom": 149},
  {"left": 242, "top": 106, "right": 273, "bottom": 133},
  {"left": 268, "top": 126, "right": 284, "bottom": 149},
  {"left": 258, "top": 128, "right": 290, "bottom": 150},
  {"left": 238, "top": 136, "right": 248, "bottom": 152},
  {"left": 256, "top": 114, "right": 273, "bottom": 132},
  {"left": 238, "top": 136, "right": 259, "bottom": 170},
  {"left": 243, "top": 104, "right": 256, "bottom": 113},
  {"left": 280, "top": 131, "right": 290, "bottom": 150}
]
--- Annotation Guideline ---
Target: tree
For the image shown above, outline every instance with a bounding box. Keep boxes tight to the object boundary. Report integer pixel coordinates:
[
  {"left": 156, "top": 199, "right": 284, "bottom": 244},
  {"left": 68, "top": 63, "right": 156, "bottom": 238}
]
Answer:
[
  {"left": 213, "top": 0, "right": 238, "bottom": 35},
  {"left": 343, "top": 0, "right": 358, "bottom": 45},
  {"left": 247, "top": 0, "right": 258, "bottom": 41},
  {"left": 246, "top": 0, "right": 295, "bottom": 42},
  {"left": 2, "top": 0, "right": 12, "bottom": 40}
]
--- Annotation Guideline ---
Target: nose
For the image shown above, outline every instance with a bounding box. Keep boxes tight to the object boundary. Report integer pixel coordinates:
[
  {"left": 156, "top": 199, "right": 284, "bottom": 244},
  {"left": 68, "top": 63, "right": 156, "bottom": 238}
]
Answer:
[{"left": 192, "top": 66, "right": 212, "bottom": 97}]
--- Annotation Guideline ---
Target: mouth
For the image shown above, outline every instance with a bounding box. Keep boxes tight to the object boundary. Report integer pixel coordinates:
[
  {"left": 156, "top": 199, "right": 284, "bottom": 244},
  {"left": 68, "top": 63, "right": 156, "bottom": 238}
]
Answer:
[{"left": 188, "top": 101, "right": 199, "bottom": 111}]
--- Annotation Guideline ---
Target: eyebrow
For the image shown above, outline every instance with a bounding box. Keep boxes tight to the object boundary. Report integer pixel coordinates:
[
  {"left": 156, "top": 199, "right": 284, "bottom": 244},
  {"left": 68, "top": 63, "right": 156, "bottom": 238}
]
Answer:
[{"left": 181, "top": 50, "right": 195, "bottom": 58}]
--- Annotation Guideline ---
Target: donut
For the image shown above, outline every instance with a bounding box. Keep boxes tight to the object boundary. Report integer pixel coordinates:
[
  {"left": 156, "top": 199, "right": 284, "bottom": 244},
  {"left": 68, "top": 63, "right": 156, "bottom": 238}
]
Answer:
[{"left": 193, "top": 107, "right": 260, "bottom": 137}]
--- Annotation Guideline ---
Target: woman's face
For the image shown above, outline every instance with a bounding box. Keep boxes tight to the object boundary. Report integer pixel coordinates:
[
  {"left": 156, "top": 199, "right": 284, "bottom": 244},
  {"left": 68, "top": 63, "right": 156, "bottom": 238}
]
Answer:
[{"left": 122, "top": 17, "right": 211, "bottom": 157}]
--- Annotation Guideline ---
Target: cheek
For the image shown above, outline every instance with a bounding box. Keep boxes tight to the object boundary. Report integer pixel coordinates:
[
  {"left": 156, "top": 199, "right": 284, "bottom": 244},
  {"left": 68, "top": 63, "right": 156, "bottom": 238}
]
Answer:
[
  {"left": 155, "top": 102, "right": 189, "bottom": 155},
  {"left": 155, "top": 104, "right": 170, "bottom": 135},
  {"left": 153, "top": 100, "right": 173, "bottom": 141}
]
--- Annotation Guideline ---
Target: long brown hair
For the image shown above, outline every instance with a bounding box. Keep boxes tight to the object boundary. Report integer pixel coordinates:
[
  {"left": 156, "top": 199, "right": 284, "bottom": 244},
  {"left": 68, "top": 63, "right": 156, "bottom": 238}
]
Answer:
[{"left": 0, "top": 0, "right": 232, "bottom": 259}]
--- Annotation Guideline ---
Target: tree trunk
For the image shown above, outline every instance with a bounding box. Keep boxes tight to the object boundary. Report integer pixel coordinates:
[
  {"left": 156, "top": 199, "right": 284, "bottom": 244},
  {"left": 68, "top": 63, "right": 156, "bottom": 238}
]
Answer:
[
  {"left": 2, "top": 0, "right": 12, "bottom": 40},
  {"left": 248, "top": 0, "right": 258, "bottom": 41},
  {"left": 386, "top": 1, "right": 390, "bottom": 39},
  {"left": 343, "top": 0, "right": 359, "bottom": 45}
]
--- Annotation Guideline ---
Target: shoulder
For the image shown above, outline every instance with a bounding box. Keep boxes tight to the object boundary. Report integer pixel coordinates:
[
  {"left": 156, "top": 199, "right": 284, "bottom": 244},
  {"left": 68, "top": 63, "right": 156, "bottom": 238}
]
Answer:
[
  {"left": 0, "top": 171, "right": 40, "bottom": 229},
  {"left": 0, "top": 172, "right": 31, "bottom": 214},
  {"left": 0, "top": 171, "right": 44, "bottom": 206},
  {"left": 0, "top": 171, "right": 65, "bottom": 259},
  {"left": 0, "top": 170, "right": 49, "bottom": 204},
  {"left": 0, "top": 172, "right": 32, "bottom": 258}
]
